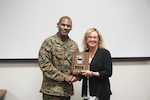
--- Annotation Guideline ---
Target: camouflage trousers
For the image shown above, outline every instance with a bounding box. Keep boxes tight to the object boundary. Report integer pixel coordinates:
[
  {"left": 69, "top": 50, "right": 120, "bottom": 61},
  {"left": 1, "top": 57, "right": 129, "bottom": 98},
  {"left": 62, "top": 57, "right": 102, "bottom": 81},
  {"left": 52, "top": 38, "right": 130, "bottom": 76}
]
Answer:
[{"left": 43, "top": 94, "right": 70, "bottom": 100}]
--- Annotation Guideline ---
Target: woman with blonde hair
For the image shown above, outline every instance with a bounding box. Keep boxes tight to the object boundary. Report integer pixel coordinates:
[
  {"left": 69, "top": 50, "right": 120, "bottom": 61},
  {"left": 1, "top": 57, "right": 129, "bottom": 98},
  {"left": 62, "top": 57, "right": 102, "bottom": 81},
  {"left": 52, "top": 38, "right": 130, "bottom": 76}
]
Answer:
[{"left": 81, "top": 28, "right": 112, "bottom": 100}]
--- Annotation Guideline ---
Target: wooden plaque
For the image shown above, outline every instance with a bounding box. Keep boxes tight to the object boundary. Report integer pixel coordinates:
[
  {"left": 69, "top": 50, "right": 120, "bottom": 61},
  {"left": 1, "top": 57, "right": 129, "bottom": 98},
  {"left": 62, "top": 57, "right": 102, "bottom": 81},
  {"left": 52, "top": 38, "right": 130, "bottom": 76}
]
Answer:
[{"left": 72, "top": 52, "right": 89, "bottom": 71}]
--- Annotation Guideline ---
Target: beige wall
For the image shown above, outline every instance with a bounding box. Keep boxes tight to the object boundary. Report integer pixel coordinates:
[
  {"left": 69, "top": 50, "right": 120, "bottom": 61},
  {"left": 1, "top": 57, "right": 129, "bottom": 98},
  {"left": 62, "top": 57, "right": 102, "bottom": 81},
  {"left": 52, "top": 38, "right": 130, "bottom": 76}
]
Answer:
[{"left": 0, "top": 61, "right": 150, "bottom": 100}]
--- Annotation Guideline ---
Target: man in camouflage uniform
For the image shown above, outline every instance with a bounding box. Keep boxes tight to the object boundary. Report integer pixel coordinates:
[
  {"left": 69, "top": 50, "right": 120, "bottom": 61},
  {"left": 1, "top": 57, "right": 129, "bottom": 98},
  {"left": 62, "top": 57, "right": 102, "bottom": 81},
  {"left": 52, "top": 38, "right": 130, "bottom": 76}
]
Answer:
[{"left": 38, "top": 16, "right": 79, "bottom": 100}]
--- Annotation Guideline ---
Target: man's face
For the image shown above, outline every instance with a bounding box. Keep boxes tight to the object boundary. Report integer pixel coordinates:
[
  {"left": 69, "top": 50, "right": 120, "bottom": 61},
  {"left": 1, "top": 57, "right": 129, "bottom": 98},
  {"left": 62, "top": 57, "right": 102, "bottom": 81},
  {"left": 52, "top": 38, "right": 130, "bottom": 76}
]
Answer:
[{"left": 57, "top": 18, "right": 72, "bottom": 36}]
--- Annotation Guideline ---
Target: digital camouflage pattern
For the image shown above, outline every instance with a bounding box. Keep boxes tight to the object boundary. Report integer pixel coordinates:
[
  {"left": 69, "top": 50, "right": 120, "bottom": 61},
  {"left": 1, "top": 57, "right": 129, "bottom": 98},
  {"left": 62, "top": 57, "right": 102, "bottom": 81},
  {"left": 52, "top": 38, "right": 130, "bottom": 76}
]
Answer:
[{"left": 38, "top": 33, "right": 79, "bottom": 96}]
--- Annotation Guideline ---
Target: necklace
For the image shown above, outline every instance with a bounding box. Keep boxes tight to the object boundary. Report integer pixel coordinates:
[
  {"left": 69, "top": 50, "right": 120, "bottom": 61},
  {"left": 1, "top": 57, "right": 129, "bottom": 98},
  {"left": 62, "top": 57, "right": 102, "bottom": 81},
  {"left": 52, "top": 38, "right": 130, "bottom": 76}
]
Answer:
[
  {"left": 89, "top": 52, "right": 95, "bottom": 58},
  {"left": 89, "top": 47, "right": 98, "bottom": 58}
]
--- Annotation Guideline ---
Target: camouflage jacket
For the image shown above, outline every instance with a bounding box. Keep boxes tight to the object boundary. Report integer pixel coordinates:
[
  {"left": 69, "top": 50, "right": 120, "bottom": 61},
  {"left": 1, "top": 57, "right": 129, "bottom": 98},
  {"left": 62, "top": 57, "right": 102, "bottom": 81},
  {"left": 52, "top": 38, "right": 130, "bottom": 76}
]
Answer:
[{"left": 38, "top": 33, "right": 79, "bottom": 96}]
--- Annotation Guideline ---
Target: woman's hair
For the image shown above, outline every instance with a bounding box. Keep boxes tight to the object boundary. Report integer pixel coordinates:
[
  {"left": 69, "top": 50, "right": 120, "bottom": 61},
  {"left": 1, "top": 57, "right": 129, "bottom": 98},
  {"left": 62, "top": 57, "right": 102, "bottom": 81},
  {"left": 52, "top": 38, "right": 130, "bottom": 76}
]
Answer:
[{"left": 82, "top": 28, "right": 105, "bottom": 51}]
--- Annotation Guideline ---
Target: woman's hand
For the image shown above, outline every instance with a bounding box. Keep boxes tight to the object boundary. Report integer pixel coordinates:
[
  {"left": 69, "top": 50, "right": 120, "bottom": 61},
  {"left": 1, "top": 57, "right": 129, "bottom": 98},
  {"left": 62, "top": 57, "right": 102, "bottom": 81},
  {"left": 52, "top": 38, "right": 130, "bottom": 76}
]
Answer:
[{"left": 81, "top": 70, "right": 93, "bottom": 77}]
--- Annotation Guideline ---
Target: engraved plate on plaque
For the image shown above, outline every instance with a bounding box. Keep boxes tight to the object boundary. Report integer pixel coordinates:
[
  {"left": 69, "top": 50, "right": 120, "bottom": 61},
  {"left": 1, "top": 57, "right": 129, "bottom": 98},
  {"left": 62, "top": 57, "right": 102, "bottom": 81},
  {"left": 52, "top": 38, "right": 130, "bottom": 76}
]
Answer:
[{"left": 72, "top": 52, "right": 89, "bottom": 71}]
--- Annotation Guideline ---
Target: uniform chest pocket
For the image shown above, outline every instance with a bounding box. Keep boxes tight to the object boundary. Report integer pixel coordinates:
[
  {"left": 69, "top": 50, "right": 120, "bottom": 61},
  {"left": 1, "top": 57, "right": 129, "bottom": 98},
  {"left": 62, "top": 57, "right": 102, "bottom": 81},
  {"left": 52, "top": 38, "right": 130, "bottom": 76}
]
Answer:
[{"left": 52, "top": 44, "right": 65, "bottom": 59}]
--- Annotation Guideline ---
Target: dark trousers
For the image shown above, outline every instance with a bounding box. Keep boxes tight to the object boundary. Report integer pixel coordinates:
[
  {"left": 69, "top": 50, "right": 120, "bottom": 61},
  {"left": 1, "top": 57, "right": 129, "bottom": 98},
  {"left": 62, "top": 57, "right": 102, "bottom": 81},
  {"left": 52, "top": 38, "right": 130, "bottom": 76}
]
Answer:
[{"left": 43, "top": 94, "right": 70, "bottom": 100}]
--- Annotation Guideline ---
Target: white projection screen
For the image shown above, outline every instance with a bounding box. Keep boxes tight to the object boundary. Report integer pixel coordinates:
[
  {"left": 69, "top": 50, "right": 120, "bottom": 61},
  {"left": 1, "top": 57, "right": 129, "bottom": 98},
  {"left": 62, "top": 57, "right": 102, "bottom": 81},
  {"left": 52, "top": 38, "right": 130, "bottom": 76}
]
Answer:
[{"left": 0, "top": 0, "right": 150, "bottom": 60}]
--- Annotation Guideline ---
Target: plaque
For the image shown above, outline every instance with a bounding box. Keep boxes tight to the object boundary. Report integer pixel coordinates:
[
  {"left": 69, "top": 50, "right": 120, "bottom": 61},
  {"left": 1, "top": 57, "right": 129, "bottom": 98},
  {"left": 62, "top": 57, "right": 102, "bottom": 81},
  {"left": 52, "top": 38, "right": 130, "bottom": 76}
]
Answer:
[{"left": 72, "top": 52, "right": 89, "bottom": 71}]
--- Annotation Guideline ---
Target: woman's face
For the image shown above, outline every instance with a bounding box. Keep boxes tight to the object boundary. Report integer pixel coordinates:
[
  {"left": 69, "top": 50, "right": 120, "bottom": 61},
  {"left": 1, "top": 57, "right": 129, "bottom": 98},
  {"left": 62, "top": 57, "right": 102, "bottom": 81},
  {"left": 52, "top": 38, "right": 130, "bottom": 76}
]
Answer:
[{"left": 87, "top": 31, "right": 99, "bottom": 48}]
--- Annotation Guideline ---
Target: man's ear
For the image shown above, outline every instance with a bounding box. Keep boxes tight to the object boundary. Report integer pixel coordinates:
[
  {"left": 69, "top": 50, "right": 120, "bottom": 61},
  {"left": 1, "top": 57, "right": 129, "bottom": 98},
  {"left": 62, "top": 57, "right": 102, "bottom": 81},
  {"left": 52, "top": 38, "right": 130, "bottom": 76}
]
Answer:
[{"left": 56, "top": 23, "right": 59, "bottom": 28}]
